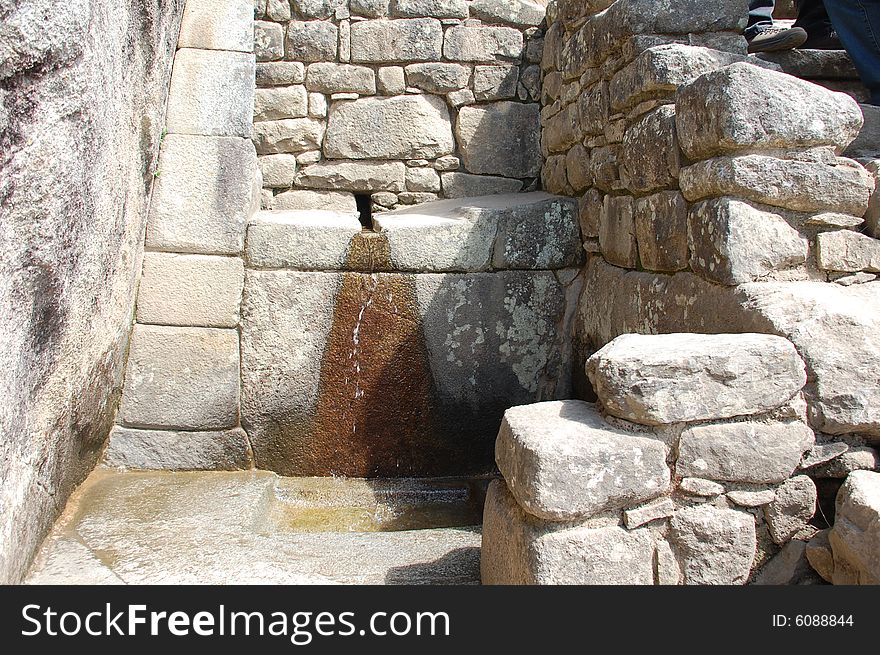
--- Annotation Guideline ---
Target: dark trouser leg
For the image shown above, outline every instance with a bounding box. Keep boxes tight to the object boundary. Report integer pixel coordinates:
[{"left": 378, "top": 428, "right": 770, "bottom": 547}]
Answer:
[
  {"left": 794, "top": 0, "right": 833, "bottom": 35},
  {"left": 748, "top": 0, "right": 777, "bottom": 37},
  {"left": 824, "top": 0, "right": 880, "bottom": 103}
]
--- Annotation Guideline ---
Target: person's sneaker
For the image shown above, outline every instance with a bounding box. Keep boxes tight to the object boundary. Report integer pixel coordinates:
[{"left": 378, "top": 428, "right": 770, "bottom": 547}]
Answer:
[
  {"left": 800, "top": 29, "right": 843, "bottom": 50},
  {"left": 747, "top": 26, "right": 808, "bottom": 53}
]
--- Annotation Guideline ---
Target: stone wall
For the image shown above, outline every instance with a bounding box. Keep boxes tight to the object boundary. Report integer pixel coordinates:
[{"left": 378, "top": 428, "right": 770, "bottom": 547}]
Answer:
[
  {"left": 483, "top": 333, "right": 824, "bottom": 584},
  {"left": 252, "top": 0, "right": 547, "bottom": 213},
  {"left": 540, "top": 0, "right": 880, "bottom": 521},
  {"left": 0, "top": 0, "right": 185, "bottom": 583}
]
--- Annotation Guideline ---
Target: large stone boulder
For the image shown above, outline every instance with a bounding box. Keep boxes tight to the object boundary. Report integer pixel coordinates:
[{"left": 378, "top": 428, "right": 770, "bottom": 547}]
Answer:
[
  {"left": 586, "top": 333, "right": 807, "bottom": 425},
  {"left": 676, "top": 62, "right": 863, "bottom": 160},
  {"left": 481, "top": 481, "right": 656, "bottom": 585},
  {"left": 324, "top": 95, "right": 455, "bottom": 160},
  {"left": 456, "top": 102, "right": 541, "bottom": 177},
  {"left": 828, "top": 470, "right": 880, "bottom": 584},
  {"left": 495, "top": 401, "right": 670, "bottom": 521}
]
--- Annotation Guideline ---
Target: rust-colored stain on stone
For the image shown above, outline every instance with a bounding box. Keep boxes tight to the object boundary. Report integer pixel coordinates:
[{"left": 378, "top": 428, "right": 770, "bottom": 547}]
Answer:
[{"left": 296, "top": 233, "right": 444, "bottom": 476}]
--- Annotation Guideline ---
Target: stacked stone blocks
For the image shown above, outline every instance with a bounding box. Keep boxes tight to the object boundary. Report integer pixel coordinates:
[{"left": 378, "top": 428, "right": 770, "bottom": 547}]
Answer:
[
  {"left": 253, "top": 0, "right": 547, "bottom": 212},
  {"left": 482, "top": 333, "right": 823, "bottom": 585},
  {"left": 107, "top": 0, "right": 260, "bottom": 470}
]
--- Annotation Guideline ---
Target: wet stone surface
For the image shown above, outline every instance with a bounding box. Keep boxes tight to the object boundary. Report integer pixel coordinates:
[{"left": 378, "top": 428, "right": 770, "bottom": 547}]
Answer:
[{"left": 26, "top": 470, "right": 484, "bottom": 585}]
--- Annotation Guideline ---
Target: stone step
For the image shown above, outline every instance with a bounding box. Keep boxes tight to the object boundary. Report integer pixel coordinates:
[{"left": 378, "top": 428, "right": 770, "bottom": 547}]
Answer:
[
  {"left": 245, "top": 192, "right": 582, "bottom": 272},
  {"left": 845, "top": 103, "right": 880, "bottom": 160},
  {"left": 755, "top": 49, "right": 858, "bottom": 81},
  {"left": 26, "top": 470, "right": 482, "bottom": 585}
]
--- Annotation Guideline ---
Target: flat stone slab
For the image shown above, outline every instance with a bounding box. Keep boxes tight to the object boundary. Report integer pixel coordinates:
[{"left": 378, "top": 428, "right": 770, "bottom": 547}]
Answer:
[
  {"left": 586, "top": 333, "right": 807, "bottom": 426},
  {"left": 136, "top": 252, "right": 245, "bottom": 328},
  {"left": 118, "top": 325, "right": 240, "bottom": 431},
  {"left": 495, "top": 400, "right": 670, "bottom": 521},
  {"left": 246, "top": 210, "right": 362, "bottom": 270},
  {"left": 165, "top": 48, "right": 255, "bottom": 138},
  {"left": 26, "top": 470, "right": 482, "bottom": 585},
  {"left": 103, "top": 426, "right": 252, "bottom": 471},
  {"left": 145, "top": 134, "right": 258, "bottom": 255},
  {"left": 372, "top": 192, "right": 581, "bottom": 272},
  {"left": 324, "top": 94, "right": 454, "bottom": 160},
  {"left": 178, "top": 0, "right": 254, "bottom": 53}
]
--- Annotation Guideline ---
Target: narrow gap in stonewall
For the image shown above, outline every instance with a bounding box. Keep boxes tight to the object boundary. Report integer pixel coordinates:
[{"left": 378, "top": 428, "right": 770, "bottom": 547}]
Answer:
[{"left": 355, "top": 193, "right": 374, "bottom": 231}]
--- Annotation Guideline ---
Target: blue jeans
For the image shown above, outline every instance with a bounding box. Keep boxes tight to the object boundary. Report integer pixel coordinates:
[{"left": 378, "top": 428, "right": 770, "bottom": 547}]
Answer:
[{"left": 824, "top": 0, "right": 880, "bottom": 104}]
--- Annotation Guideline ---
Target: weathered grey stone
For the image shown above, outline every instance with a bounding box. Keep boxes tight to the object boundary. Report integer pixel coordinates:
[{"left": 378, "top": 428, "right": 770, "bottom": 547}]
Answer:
[
  {"left": 404, "top": 63, "right": 471, "bottom": 93},
  {"left": 577, "top": 189, "right": 602, "bottom": 239},
  {"left": 845, "top": 104, "right": 880, "bottom": 160},
  {"left": 680, "top": 155, "right": 874, "bottom": 216},
  {"left": 800, "top": 440, "right": 850, "bottom": 469},
  {"left": 292, "top": 0, "right": 347, "bottom": 19},
  {"left": 119, "top": 326, "right": 240, "bottom": 430},
  {"left": 325, "top": 95, "right": 454, "bottom": 159},
  {"left": 246, "top": 210, "right": 362, "bottom": 270},
  {"left": 254, "top": 20, "right": 284, "bottom": 61},
  {"left": 26, "top": 469, "right": 482, "bottom": 584},
  {"left": 254, "top": 86, "right": 309, "bottom": 121},
  {"left": 242, "top": 269, "right": 573, "bottom": 476},
  {"left": 491, "top": 194, "right": 582, "bottom": 270},
  {"left": 259, "top": 153, "right": 298, "bottom": 188},
  {"left": 103, "top": 426, "right": 251, "bottom": 471},
  {"left": 829, "top": 471, "right": 880, "bottom": 584},
  {"left": 619, "top": 105, "right": 680, "bottom": 194},
  {"left": 680, "top": 478, "right": 725, "bottom": 497},
  {"left": 440, "top": 172, "right": 523, "bottom": 197},
  {"left": 757, "top": 48, "right": 859, "bottom": 81},
  {"left": 816, "top": 230, "right": 880, "bottom": 273},
  {"left": 308, "top": 93, "right": 328, "bottom": 118},
  {"left": 542, "top": 103, "right": 580, "bottom": 154},
  {"left": 610, "top": 44, "right": 772, "bottom": 113},
  {"left": 677, "top": 63, "right": 863, "bottom": 161},
  {"left": 146, "top": 135, "right": 258, "bottom": 255},
  {"left": 305, "top": 63, "right": 377, "bottom": 95},
  {"left": 253, "top": 118, "right": 326, "bottom": 154},
  {"left": 809, "top": 446, "right": 880, "bottom": 478},
  {"left": 443, "top": 25, "right": 524, "bottom": 62},
  {"left": 377, "top": 66, "right": 406, "bottom": 94},
  {"left": 752, "top": 539, "right": 816, "bottom": 585},
  {"left": 165, "top": 49, "right": 255, "bottom": 138},
  {"left": 577, "top": 81, "right": 610, "bottom": 137},
  {"left": 350, "top": 18, "right": 443, "bottom": 62},
  {"left": 634, "top": 191, "right": 688, "bottom": 272},
  {"left": 351, "top": 0, "right": 390, "bottom": 18},
  {"left": 669, "top": 505, "right": 757, "bottom": 585},
  {"left": 256, "top": 62, "right": 306, "bottom": 87},
  {"left": 481, "top": 481, "right": 656, "bottom": 585},
  {"left": 565, "top": 144, "right": 592, "bottom": 194},
  {"left": 296, "top": 160, "right": 407, "bottom": 192},
  {"left": 286, "top": 21, "right": 338, "bottom": 62},
  {"left": 688, "top": 198, "right": 809, "bottom": 285},
  {"left": 542, "top": 154, "right": 571, "bottom": 196},
  {"left": 272, "top": 190, "right": 358, "bottom": 213},
  {"left": 805, "top": 528, "right": 834, "bottom": 582},
  {"left": 179, "top": 0, "right": 254, "bottom": 52},
  {"left": 496, "top": 400, "right": 670, "bottom": 521},
  {"left": 469, "top": 0, "right": 545, "bottom": 27},
  {"left": 136, "top": 253, "right": 245, "bottom": 328},
  {"left": 586, "top": 333, "right": 807, "bottom": 426},
  {"left": 473, "top": 65, "right": 519, "bottom": 101},
  {"left": 0, "top": 0, "right": 183, "bottom": 583},
  {"left": 264, "top": 0, "right": 292, "bottom": 21},
  {"left": 624, "top": 497, "right": 675, "bottom": 529},
  {"left": 678, "top": 421, "right": 814, "bottom": 484},
  {"left": 393, "top": 0, "right": 468, "bottom": 18},
  {"left": 765, "top": 475, "right": 817, "bottom": 544},
  {"left": 397, "top": 191, "right": 438, "bottom": 204},
  {"left": 434, "top": 155, "right": 460, "bottom": 171},
  {"left": 401, "top": 168, "right": 439, "bottom": 194},
  {"left": 727, "top": 489, "right": 777, "bottom": 507},
  {"left": 446, "top": 88, "right": 475, "bottom": 107},
  {"left": 599, "top": 194, "right": 637, "bottom": 268},
  {"left": 457, "top": 102, "right": 541, "bottom": 177}
]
